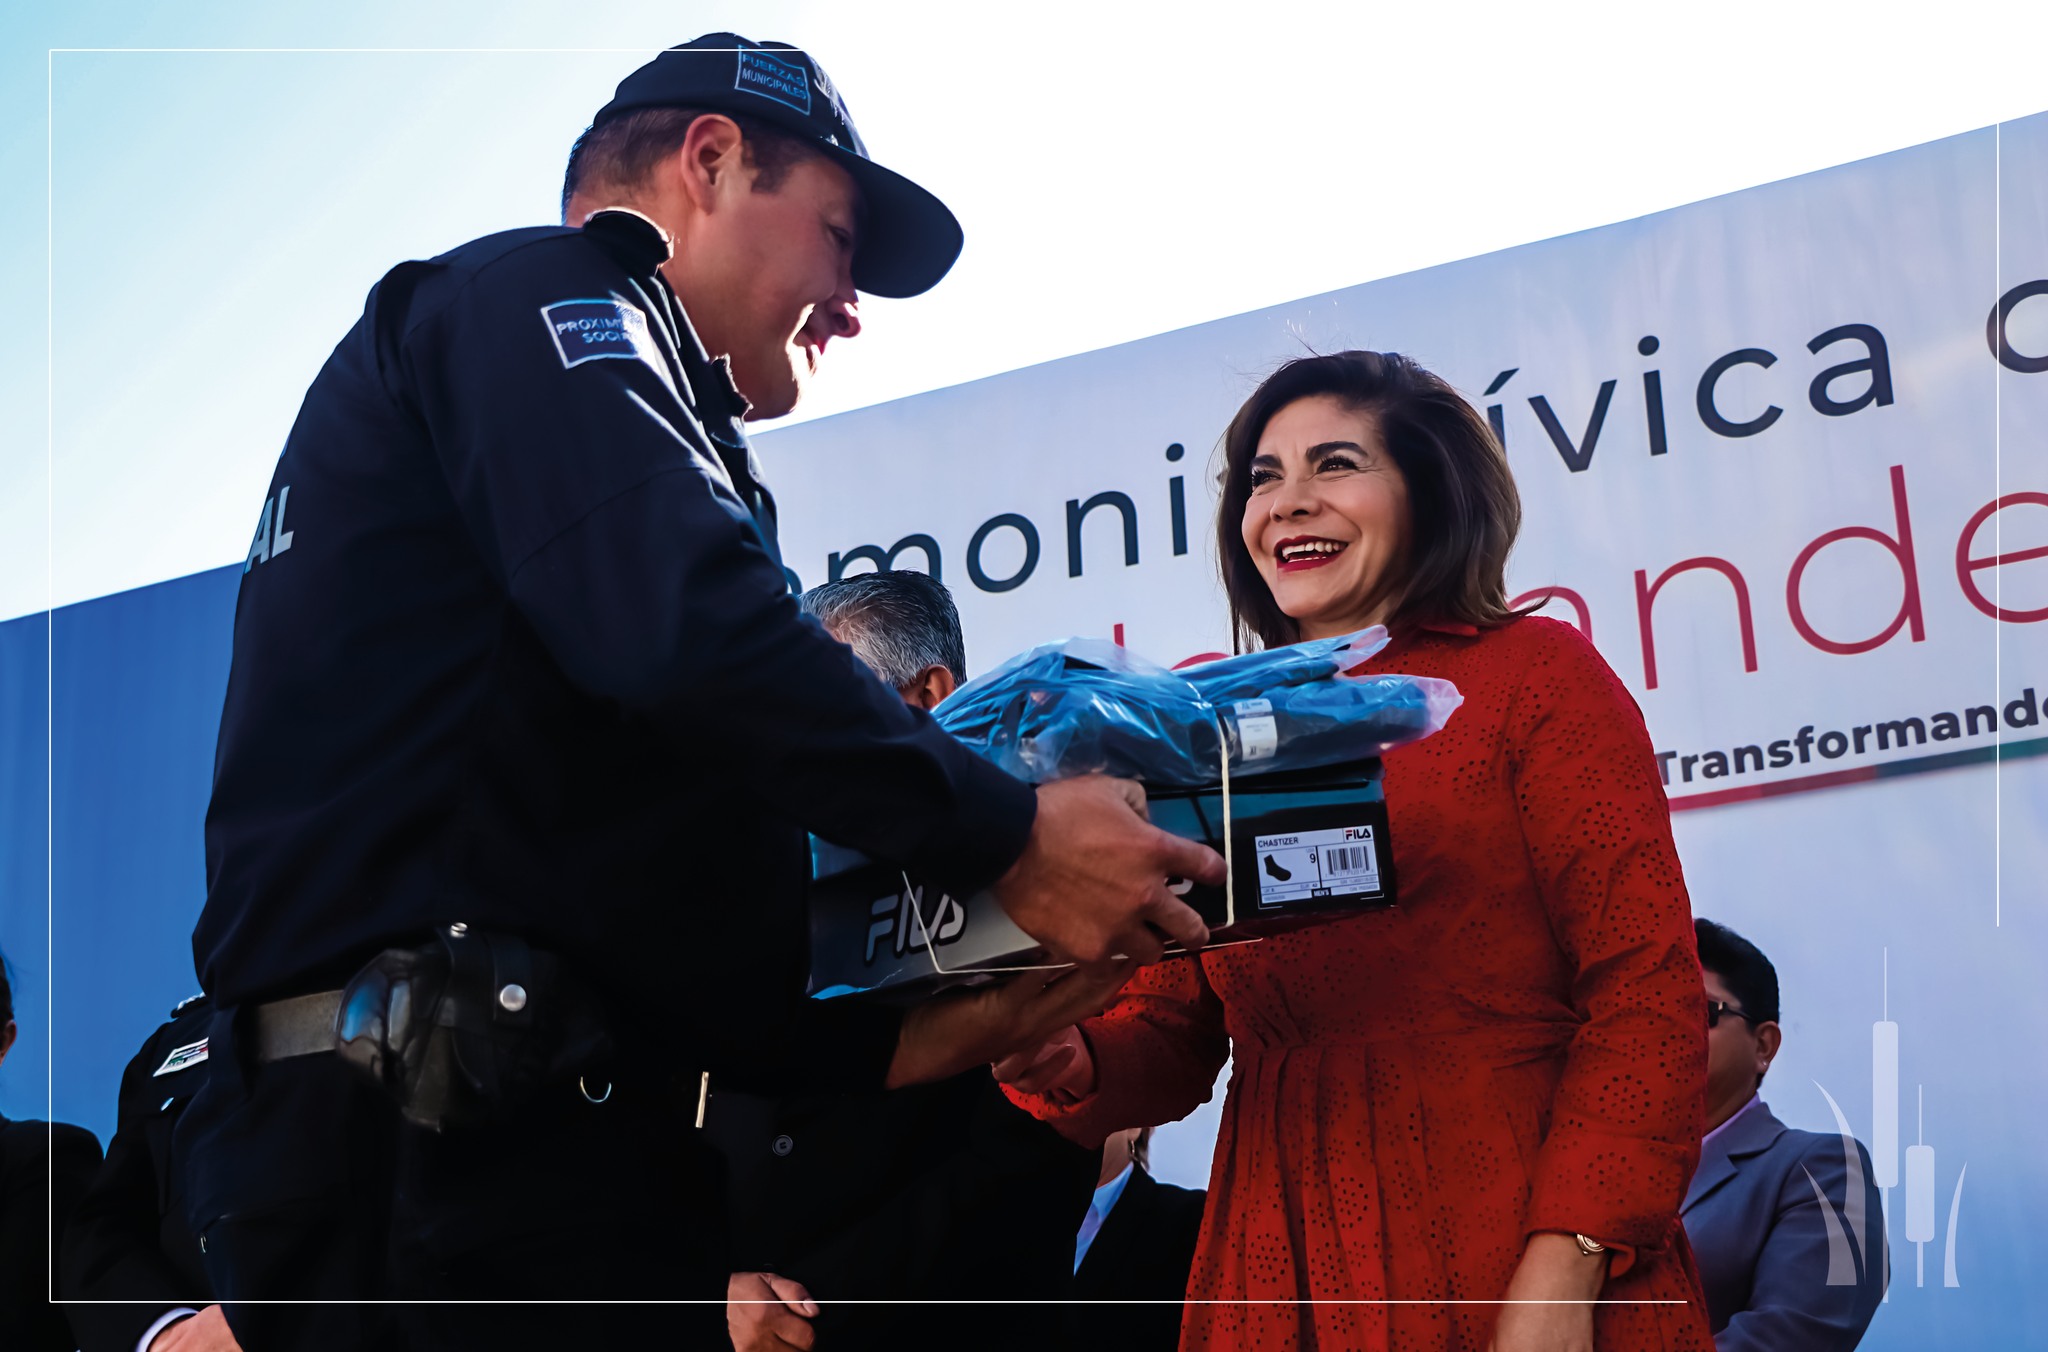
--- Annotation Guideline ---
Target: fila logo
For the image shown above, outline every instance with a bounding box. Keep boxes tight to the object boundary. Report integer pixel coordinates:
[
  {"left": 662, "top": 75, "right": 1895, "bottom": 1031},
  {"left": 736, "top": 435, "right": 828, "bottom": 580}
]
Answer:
[{"left": 866, "top": 883, "right": 966, "bottom": 964}]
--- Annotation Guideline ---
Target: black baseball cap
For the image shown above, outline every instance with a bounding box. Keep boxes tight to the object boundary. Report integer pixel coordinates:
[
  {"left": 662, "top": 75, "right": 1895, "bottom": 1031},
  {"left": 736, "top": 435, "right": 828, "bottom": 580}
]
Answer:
[{"left": 593, "top": 34, "right": 963, "bottom": 299}]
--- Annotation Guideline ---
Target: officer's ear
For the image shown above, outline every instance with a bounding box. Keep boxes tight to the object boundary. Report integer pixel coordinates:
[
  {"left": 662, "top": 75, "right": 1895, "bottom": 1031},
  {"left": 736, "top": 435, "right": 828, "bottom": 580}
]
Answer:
[
  {"left": 677, "top": 113, "right": 749, "bottom": 213},
  {"left": 899, "top": 665, "right": 958, "bottom": 712}
]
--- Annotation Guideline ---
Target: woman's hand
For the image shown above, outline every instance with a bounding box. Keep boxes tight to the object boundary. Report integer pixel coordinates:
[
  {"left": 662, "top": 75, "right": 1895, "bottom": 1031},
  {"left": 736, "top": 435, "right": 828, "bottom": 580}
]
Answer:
[
  {"left": 885, "top": 961, "right": 1131, "bottom": 1090},
  {"left": 991, "top": 1023, "right": 1097, "bottom": 1102},
  {"left": 1487, "top": 1232, "right": 1606, "bottom": 1352}
]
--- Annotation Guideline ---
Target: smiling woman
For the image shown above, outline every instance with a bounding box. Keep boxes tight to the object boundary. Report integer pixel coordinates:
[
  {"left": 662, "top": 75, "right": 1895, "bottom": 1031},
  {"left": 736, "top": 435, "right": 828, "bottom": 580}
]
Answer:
[
  {"left": 1242, "top": 393, "right": 1415, "bottom": 638},
  {"left": 1003, "top": 351, "right": 1715, "bottom": 1352},
  {"left": 1218, "top": 351, "right": 1523, "bottom": 652}
]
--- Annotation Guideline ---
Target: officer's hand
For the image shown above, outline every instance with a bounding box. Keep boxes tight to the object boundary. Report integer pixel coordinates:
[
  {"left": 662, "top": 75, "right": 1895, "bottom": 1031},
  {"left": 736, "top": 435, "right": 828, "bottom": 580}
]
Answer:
[
  {"left": 728, "top": 1271, "right": 819, "bottom": 1352},
  {"left": 994, "top": 776, "right": 1222, "bottom": 964},
  {"left": 886, "top": 962, "right": 1133, "bottom": 1090},
  {"left": 992, "top": 1023, "right": 1097, "bottom": 1103},
  {"left": 150, "top": 1306, "right": 244, "bottom": 1352}
]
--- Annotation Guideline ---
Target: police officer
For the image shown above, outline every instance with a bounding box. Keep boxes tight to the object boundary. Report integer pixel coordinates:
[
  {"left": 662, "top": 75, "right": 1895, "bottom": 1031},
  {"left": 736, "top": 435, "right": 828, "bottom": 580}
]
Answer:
[
  {"left": 179, "top": 33, "right": 1220, "bottom": 1352},
  {"left": 60, "top": 996, "right": 231, "bottom": 1352}
]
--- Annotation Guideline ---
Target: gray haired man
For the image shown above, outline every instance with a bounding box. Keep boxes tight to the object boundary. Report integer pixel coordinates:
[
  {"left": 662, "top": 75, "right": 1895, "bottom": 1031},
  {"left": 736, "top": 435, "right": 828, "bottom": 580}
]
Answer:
[
  {"left": 799, "top": 569, "right": 967, "bottom": 712},
  {"left": 718, "top": 571, "right": 1105, "bottom": 1352}
]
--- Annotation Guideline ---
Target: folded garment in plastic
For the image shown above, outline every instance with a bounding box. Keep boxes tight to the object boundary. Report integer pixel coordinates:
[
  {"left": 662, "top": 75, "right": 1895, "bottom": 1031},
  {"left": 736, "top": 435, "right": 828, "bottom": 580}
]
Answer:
[
  {"left": 809, "top": 760, "right": 1397, "bottom": 1002},
  {"left": 935, "top": 626, "right": 1462, "bottom": 786},
  {"left": 807, "top": 630, "right": 1462, "bottom": 1001}
]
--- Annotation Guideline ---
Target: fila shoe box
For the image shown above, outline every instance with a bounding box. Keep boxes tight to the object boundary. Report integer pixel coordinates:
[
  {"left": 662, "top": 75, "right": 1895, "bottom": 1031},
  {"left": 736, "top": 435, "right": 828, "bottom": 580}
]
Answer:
[{"left": 807, "top": 760, "right": 1397, "bottom": 1003}]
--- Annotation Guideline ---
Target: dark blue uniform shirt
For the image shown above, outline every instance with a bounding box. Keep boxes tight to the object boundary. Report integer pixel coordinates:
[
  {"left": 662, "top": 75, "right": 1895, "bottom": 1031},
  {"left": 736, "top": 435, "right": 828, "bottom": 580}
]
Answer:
[{"left": 194, "top": 212, "right": 1034, "bottom": 1081}]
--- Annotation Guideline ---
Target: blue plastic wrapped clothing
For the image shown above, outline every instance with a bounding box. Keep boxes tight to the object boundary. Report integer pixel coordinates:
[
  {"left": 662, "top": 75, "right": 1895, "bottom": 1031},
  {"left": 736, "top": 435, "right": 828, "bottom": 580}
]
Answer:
[{"left": 935, "top": 626, "right": 1462, "bottom": 787}]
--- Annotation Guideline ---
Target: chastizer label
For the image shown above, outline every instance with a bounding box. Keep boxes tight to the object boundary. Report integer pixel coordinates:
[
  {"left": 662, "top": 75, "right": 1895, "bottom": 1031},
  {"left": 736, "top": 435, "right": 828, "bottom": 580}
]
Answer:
[{"left": 1253, "top": 823, "right": 1381, "bottom": 909}]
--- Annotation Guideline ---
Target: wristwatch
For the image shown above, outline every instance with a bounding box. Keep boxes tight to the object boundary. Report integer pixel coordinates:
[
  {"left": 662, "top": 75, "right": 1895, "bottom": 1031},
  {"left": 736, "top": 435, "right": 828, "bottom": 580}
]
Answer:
[{"left": 1573, "top": 1233, "right": 1607, "bottom": 1257}]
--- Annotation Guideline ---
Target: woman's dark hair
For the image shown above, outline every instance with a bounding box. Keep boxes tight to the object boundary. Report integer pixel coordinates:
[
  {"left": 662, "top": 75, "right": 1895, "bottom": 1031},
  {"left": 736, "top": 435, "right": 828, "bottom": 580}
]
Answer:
[
  {"left": 1694, "top": 918, "right": 1781, "bottom": 1025},
  {"left": 0, "top": 946, "right": 13, "bottom": 1027},
  {"left": 1216, "top": 351, "right": 1524, "bottom": 651}
]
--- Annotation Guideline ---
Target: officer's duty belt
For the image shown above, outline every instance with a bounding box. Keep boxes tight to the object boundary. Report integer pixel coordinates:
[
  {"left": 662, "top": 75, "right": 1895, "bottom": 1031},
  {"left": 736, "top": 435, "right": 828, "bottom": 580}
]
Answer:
[{"left": 252, "top": 989, "right": 344, "bottom": 1063}]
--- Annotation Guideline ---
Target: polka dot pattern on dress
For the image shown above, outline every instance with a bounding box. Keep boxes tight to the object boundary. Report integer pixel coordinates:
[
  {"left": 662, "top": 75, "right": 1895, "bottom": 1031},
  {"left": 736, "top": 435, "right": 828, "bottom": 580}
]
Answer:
[{"left": 1012, "top": 618, "right": 1714, "bottom": 1352}]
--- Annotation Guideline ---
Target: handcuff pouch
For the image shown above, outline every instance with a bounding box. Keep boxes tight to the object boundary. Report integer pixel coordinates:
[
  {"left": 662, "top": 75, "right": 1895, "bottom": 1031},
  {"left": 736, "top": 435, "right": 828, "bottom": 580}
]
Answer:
[{"left": 335, "top": 926, "right": 613, "bottom": 1131}]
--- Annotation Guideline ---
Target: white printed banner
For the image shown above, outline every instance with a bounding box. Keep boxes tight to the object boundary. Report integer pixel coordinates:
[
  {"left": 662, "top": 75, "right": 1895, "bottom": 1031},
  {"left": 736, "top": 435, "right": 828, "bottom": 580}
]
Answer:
[{"left": 760, "top": 115, "right": 2048, "bottom": 1348}]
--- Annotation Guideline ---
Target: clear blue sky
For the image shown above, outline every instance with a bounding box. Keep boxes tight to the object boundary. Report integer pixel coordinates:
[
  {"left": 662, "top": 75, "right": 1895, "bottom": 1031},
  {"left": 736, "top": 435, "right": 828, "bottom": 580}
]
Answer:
[{"left": 5, "top": 0, "right": 2045, "bottom": 619}]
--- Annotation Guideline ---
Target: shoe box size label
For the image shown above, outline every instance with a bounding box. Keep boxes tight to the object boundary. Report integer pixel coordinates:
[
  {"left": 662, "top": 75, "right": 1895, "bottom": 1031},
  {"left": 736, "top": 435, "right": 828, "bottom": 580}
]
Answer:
[{"left": 1252, "top": 824, "right": 1382, "bottom": 909}]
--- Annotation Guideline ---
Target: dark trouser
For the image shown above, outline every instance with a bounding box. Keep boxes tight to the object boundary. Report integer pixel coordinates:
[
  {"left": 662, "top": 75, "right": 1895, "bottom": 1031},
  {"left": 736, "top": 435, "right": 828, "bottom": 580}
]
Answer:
[{"left": 178, "top": 1007, "right": 729, "bottom": 1352}]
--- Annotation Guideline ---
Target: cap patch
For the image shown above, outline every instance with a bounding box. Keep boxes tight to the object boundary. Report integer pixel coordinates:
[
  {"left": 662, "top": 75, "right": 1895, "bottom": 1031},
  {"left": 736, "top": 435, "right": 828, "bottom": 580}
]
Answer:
[
  {"left": 734, "top": 47, "right": 812, "bottom": 116},
  {"left": 153, "top": 1037, "right": 209, "bottom": 1076},
  {"left": 541, "top": 298, "right": 653, "bottom": 369}
]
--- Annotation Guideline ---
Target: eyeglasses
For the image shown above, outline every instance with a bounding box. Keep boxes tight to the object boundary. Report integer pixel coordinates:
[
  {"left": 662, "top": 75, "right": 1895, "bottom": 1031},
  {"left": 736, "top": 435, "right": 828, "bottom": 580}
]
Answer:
[{"left": 1707, "top": 999, "right": 1762, "bottom": 1029}]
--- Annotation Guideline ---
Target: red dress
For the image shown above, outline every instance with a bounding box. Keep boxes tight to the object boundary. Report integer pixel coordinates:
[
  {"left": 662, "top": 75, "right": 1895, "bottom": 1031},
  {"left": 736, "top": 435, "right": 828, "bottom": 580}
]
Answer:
[{"left": 1013, "top": 618, "right": 1714, "bottom": 1351}]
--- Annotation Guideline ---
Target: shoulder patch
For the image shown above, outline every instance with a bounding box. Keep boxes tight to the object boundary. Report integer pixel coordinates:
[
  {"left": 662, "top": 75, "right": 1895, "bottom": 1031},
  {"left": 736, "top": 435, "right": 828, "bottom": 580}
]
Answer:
[
  {"left": 152, "top": 1037, "right": 209, "bottom": 1077},
  {"left": 541, "top": 297, "right": 653, "bottom": 369}
]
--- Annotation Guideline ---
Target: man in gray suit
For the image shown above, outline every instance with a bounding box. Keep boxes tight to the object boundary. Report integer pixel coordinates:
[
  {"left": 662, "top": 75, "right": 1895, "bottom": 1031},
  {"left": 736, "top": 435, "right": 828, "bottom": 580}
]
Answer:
[{"left": 1683, "top": 919, "right": 1886, "bottom": 1351}]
